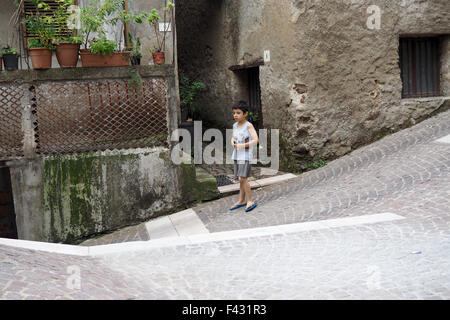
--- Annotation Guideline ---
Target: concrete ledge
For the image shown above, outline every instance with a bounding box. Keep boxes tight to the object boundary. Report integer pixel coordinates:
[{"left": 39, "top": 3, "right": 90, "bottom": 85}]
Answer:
[
  {"left": 218, "top": 173, "right": 298, "bottom": 193},
  {"left": 0, "top": 65, "right": 174, "bottom": 83}
]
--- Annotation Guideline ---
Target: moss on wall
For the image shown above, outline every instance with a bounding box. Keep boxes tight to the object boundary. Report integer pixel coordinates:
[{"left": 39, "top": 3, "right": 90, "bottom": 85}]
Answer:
[{"left": 42, "top": 151, "right": 168, "bottom": 243}]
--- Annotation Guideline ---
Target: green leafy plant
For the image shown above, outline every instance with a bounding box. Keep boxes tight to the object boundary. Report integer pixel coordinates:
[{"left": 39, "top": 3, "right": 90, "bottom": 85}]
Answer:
[
  {"left": 308, "top": 159, "right": 327, "bottom": 169},
  {"left": 247, "top": 111, "right": 259, "bottom": 123},
  {"left": 79, "top": 1, "right": 106, "bottom": 49},
  {"left": 23, "top": 0, "right": 56, "bottom": 49},
  {"left": 180, "top": 76, "right": 206, "bottom": 119},
  {"left": 146, "top": 1, "right": 174, "bottom": 53},
  {"left": 127, "top": 32, "right": 142, "bottom": 60},
  {"left": 52, "top": 0, "right": 82, "bottom": 44},
  {"left": 79, "top": 0, "right": 145, "bottom": 52},
  {"left": 1, "top": 45, "right": 20, "bottom": 56},
  {"left": 128, "top": 68, "right": 143, "bottom": 90},
  {"left": 28, "top": 38, "right": 46, "bottom": 48},
  {"left": 89, "top": 37, "right": 116, "bottom": 56}
]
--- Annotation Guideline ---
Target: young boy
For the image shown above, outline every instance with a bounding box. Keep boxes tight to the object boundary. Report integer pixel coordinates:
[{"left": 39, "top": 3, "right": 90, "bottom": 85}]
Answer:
[{"left": 229, "top": 101, "right": 259, "bottom": 212}]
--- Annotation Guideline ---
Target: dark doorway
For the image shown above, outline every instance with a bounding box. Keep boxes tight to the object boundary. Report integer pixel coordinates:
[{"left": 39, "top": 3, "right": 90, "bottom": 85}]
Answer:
[
  {"left": 230, "top": 64, "right": 264, "bottom": 130},
  {"left": 0, "top": 167, "right": 18, "bottom": 239},
  {"left": 247, "top": 67, "right": 263, "bottom": 130}
]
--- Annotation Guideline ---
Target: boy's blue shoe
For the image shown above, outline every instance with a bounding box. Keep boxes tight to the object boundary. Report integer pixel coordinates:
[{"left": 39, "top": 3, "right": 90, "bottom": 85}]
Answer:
[
  {"left": 245, "top": 201, "right": 258, "bottom": 212},
  {"left": 229, "top": 203, "right": 247, "bottom": 210}
]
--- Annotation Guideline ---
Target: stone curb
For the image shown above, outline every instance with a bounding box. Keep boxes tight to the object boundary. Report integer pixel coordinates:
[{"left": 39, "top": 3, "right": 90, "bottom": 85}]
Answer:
[{"left": 217, "top": 173, "right": 298, "bottom": 193}]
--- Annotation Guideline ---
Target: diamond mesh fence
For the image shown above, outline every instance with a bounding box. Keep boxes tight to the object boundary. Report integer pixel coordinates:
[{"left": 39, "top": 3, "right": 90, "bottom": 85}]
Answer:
[
  {"left": 0, "top": 84, "right": 26, "bottom": 159},
  {"left": 0, "top": 77, "right": 169, "bottom": 160}
]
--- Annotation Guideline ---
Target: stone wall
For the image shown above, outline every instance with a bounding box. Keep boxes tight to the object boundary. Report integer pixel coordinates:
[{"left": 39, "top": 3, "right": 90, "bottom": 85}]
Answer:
[{"left": 176, "top": 0, "right": 450, "bottom": 171}]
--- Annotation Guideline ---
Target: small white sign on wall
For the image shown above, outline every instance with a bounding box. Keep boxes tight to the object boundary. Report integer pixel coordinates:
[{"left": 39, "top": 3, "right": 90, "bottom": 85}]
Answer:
[
  {"left": 264, "top": 50, "right": 270, "bottom": 62},
  {"left": 159, "top": 22, "right": 172, "bottom": 32}
]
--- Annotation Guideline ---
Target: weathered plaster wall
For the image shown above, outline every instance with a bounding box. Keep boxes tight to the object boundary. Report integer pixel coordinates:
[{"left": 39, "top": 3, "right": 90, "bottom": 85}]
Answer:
[
  {"left": 0, "top": 2, "right": 17, "bottom": 47},
  {"left": 442, "top": 36, "right": 450, "bottom": 96},
  {"left": 8, "top": 147, "right": 198, "bottom": 243},
  {"left": 177, "top": 0, "right": 450, "bottom": 171},
  {"left": 129, "top": 0, "right": 175, "bottom": 66}
]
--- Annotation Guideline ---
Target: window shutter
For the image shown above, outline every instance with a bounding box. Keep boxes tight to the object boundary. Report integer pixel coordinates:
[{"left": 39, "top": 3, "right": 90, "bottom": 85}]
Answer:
[{"left": 22, "top": 0, "right": 79, "bottom": 46}]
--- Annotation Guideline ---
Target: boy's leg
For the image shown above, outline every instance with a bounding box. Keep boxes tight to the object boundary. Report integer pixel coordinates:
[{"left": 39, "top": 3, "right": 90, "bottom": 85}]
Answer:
[
  {"left": 241, "top": 177, "right": 254, "bottom": 204},
  {"left": 237, "top": 177, "right": 246, "bottom": 204}
]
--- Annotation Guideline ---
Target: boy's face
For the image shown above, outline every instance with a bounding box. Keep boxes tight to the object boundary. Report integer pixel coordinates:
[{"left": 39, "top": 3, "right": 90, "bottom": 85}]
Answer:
[{"left": 232, "top": 108, "right": 248, "bottom": 122}]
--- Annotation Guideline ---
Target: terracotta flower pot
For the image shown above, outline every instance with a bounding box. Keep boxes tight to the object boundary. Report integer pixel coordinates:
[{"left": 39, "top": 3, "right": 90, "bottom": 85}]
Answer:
[
  {"left": 56, "top": 42, "right": 80, "bottom": 68},
  {"left": 80, "top": 50, "right": 130, "bottom": 67},
  {"left": 152, "top": 51, "right": 165, "bottom": 64},
  {"left": 29, "top": 48, "right": 52, "bottom": 69}
]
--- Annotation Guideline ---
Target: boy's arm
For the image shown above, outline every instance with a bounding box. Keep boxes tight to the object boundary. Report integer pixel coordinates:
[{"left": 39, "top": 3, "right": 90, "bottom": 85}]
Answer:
[
  {"left": 231, "top": 136, "right": 236, "bottom": 147},
  {"left": 236, "top": 124, "right": 259, "bottom": 149},
  {"left": 248, "top": 124, "right": 259, "bottom": 146}
]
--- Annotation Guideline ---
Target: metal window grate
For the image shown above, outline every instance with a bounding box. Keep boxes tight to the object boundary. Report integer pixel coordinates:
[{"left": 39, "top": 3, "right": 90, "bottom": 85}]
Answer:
[{"left": 399, "top": 37, "right": 441, "bottom": 98}]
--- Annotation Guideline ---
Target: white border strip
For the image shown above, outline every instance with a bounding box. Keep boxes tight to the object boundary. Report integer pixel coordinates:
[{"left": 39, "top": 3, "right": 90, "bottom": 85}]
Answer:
[
  {"left": 0, "top": 238, "right": 89, "bottom": 256},
  {"left": 0, "top": 213, "right": 405, "bottom": 256},
  {"left": 434, "top": 134, "right": 450, "bottom": 144}
]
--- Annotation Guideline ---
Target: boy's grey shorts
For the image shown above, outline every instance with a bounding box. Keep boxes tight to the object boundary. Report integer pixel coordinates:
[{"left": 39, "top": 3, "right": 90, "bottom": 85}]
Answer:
[{"left": 234, "top": 160, "right": 251, "bottom": 180}]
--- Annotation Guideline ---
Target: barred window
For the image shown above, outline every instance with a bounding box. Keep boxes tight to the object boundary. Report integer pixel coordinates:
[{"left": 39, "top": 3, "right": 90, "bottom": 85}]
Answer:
[{"left": 399, "top": 37, "right": 441, "bottom": 98}]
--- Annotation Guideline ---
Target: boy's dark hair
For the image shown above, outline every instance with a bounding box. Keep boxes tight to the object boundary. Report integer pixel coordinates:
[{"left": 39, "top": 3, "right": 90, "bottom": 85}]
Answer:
[{"left": 232, "top": 101, "right": 249, "bottom": 114}]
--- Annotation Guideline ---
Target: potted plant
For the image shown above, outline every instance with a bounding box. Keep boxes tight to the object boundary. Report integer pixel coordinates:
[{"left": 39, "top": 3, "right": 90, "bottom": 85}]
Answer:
[
  {"left": 78, "top": 0, "right": 131, "bottom": 67},
  {"left": 23, "top": 0, "right": 56, "bottom": 69},
  {"left": 55, "top": 36, "right": 82, "bottom": 68},
  {"left": 146, "top": 2, "right": 174, "bottom": 65},
  {"left": 127, "top": 33, "right": 142, "bottom": 66},
  {"left": 1, "top": 45, "right": 20, "bottom": 71},
  {"left": 53, "top": 0, "right": 82, "bottom": 68},
  {"left": 80, "top": 36, "right": 130, "bottom": 67}
]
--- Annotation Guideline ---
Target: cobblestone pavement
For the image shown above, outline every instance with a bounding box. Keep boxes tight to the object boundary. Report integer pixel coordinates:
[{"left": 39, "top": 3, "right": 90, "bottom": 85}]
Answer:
[
  {"left": 0, "top": 110, "right": 449, "bottom": 299},
  {"left": 194, "top": 109, "right": 450, "bottom": 232}
]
